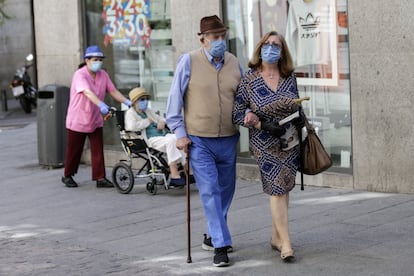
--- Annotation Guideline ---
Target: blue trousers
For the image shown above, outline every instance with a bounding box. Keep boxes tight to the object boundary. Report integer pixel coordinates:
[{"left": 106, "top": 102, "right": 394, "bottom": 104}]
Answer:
[{"left": 189, "top": 134, "right": 239, "bottom": 248}]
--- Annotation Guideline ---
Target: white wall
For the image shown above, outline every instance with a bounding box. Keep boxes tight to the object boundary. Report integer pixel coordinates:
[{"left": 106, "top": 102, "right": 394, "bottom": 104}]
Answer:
[
  {"left": 348, "top": 0, "right": 414, "bottom": 193},
  {"left": 170, "top": 0, "right": 221, "bottom": 63},
  {"left": 33, "top": 0, "right": 83, "bottom": 88}
]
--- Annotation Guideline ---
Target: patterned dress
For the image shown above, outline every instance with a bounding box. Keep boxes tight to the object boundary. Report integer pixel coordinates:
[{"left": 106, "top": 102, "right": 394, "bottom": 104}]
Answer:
[{"left": 233, "top": 69, "right": 299, "bottom": 195}]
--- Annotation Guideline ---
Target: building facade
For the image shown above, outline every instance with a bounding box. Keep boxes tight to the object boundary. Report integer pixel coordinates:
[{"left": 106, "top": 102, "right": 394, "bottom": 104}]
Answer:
[{"left": 27, "top": 0, "right": 414, "bottom": 193}]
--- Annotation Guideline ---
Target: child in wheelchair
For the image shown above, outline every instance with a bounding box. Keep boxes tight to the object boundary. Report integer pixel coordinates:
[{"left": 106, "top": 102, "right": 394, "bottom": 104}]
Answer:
[{"left": 124, "top": 87, "right": 189, "bottom": 187}]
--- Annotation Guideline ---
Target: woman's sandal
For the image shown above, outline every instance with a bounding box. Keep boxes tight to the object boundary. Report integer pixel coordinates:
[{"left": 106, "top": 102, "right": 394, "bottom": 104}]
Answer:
[{"left": 280, "top": 249, "right": 295, "bottom": 262}]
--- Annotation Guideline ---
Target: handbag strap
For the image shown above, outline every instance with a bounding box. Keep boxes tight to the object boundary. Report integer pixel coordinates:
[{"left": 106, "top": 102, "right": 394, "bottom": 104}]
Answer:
[
  {"left": 295, "top": 98, "right": 312, "bottom": 191},
  {"left": 304, "top": 116, "right": 315, "bottom": 133},
  {"left": 298, "top": 124, "right": 304, "bottom": 191},
  {"left": 298, "top": 114, "right": 314, "bottom": 191}
]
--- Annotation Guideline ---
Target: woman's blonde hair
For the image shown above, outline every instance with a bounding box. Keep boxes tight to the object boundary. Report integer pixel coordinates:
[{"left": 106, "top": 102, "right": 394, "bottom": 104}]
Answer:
[{"left": 248, "top": 31, "right": 294, "bottom": 78}]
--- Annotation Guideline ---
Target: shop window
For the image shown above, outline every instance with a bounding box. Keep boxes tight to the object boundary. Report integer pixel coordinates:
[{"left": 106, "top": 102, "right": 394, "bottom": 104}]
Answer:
[
  {"left": 225, "top": 0, "right": 352, "bottom": 172},
  {"left": 85, "top": 0, "right": 172, "bottom": 146}
]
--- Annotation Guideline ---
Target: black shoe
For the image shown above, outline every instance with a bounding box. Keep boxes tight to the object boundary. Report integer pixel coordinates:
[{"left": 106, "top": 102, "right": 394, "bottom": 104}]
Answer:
[
  {"left": 62, "top": 176, "right": 78, "bottom": 188},
  {"left": 202, "top": 234, "right": 233, "bottom": 252},
  {"left": 96, "top": 178, "right": 114, "bottom": 188},
  {"left": 213, "top": 247, "right": 230, "bottom": 267},
  {"left": 179, "top": 172, "right": 196, "bottom": 184},
  {"left": 169, "top": 177, "right": 186, "bottom": 186}
]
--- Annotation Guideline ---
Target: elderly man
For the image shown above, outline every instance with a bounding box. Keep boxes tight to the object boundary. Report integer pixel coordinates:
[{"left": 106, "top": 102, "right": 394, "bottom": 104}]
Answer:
[{"left": 166, "top": 15, "right": 242, "bottom": 267}]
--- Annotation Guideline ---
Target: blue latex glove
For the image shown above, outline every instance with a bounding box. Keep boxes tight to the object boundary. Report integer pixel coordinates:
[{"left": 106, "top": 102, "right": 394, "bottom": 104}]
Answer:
[
  {"left": 98, "top": 102, "right": 110, "bottom": 115},
  {"left": 123, "top": 99, "right": 132, "bottom": 107}
]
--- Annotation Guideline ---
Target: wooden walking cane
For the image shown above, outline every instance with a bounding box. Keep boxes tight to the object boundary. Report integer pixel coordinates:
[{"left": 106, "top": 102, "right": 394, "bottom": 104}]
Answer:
[{"left": 185, "top": 147, "right": 192, "bottom": 263}]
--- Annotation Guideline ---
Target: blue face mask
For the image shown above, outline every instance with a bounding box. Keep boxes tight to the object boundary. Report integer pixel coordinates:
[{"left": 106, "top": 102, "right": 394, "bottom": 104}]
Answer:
[
  {"left": 209, "top": 39, "right": 227, "bottom": 58},
  {"left": 90, "top": 61, "right": 103, "bottom": 72},
  {"left": 137, "top": 99, "right": 148, "bottom": 111},
  {"left": 261, "top": 45, "right": 281, "bottom": 64}
]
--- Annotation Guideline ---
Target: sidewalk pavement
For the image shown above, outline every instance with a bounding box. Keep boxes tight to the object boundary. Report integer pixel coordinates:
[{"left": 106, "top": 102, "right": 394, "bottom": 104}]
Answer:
[
  {"left": 0, "top": 118, "right": 413, "bottom": 275},
  {"left": 0, "top": 98, "right": 36, "bottom": 124}
]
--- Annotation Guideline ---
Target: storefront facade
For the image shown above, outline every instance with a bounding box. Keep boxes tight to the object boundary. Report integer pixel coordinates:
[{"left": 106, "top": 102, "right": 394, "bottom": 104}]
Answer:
[{"left": 32, "top": 0, "right": 414, "bottom": 193}]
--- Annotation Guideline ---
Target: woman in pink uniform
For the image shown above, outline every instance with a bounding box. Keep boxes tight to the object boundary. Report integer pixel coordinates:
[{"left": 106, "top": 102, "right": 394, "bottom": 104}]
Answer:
[{"left": 61, "top": 45, "right": 131, "bottom": 188}]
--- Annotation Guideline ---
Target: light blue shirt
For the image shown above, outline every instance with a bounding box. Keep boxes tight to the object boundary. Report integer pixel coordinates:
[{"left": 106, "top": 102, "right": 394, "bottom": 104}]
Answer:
[{"left": 166, "top": 48, "right": 243, "bottom": 139}]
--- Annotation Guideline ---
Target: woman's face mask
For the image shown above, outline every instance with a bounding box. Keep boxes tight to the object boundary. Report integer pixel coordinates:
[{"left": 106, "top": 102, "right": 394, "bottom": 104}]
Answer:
[
  {"left": 137, "top": 99, "right": 148, "bottom": 111},
  {"left": 261, "top": 44, "right": 281, "bottom": 64},
  {"left": 90, "top": 61, "right": 103, "bottom": 72}
]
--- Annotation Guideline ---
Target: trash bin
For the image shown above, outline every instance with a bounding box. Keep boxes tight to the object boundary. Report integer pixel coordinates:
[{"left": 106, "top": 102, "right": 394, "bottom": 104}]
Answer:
[{"left": 37, "top": 84, "right": 70, "bottom": 168}]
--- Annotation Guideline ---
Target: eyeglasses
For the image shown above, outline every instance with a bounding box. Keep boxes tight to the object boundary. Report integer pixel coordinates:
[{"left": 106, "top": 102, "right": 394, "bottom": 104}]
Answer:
[
  {"left": 139, "top": 97, "right": 149, "bottom": 101},
  {"left": 263, "top": 42, "right": 281, "bottom": 49}
]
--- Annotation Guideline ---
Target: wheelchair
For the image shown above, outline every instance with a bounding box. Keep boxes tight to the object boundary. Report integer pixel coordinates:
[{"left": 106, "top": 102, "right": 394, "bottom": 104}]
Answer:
[{"left": 110, "top": 110, "right": 181, "bottom": 195}]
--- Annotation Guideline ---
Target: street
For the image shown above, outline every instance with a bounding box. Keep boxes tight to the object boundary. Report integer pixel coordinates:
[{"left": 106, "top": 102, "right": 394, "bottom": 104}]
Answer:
[{"left": 0, "top": 102, "right": 413, "bottom": 275}]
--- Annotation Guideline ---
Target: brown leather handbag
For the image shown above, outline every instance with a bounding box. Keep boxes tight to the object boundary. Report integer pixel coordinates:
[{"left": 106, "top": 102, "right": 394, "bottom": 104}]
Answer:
[{"left": 298, "top": 116, "right": 332, "bottom": 189}]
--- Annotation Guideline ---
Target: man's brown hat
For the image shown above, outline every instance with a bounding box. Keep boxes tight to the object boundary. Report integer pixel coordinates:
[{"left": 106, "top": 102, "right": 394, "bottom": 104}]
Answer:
[{"left": 197, "top": 15, "right": 228, "bottom": 35}]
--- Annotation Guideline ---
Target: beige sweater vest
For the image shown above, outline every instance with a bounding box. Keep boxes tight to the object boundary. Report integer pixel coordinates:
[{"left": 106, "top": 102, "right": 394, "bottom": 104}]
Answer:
[{"left": 184, "top": 48, "right": 241, "bottom": 137}]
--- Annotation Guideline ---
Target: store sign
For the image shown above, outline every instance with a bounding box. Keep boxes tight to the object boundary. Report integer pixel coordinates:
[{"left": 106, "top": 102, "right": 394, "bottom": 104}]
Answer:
[{"left": 102, "top": 0, "right": 152, "bottom": 48}]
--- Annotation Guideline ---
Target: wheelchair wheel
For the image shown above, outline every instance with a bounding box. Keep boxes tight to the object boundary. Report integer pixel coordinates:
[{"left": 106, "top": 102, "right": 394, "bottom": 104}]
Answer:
[
  {"left": 112, "top": 162, "right": 134, "bottom": 194},
  {"left": 146, "top": 178, "right": 157, "bottom": 195}
]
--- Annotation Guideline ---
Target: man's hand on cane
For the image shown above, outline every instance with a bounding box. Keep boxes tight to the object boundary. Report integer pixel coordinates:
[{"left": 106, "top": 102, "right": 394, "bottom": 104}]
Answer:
[{"left": 177, "top": 137, "right": 192, "bottom": 153}]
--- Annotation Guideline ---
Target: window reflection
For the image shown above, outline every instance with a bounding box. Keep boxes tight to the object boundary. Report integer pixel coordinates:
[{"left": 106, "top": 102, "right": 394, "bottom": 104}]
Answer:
[{"left": 85, "top": 0, "right": 173, "bottom": 146}]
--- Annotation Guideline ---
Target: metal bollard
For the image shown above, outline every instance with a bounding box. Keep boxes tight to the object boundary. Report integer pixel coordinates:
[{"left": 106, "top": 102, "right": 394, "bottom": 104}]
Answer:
[{"left": 1, "top": 89, "right": 8, "bottom": 112}]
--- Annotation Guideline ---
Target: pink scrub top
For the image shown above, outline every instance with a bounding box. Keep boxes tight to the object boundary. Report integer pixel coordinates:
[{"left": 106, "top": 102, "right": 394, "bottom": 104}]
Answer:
[{"left": 65, "top": 66, "right": 116, "bottom": 133}]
